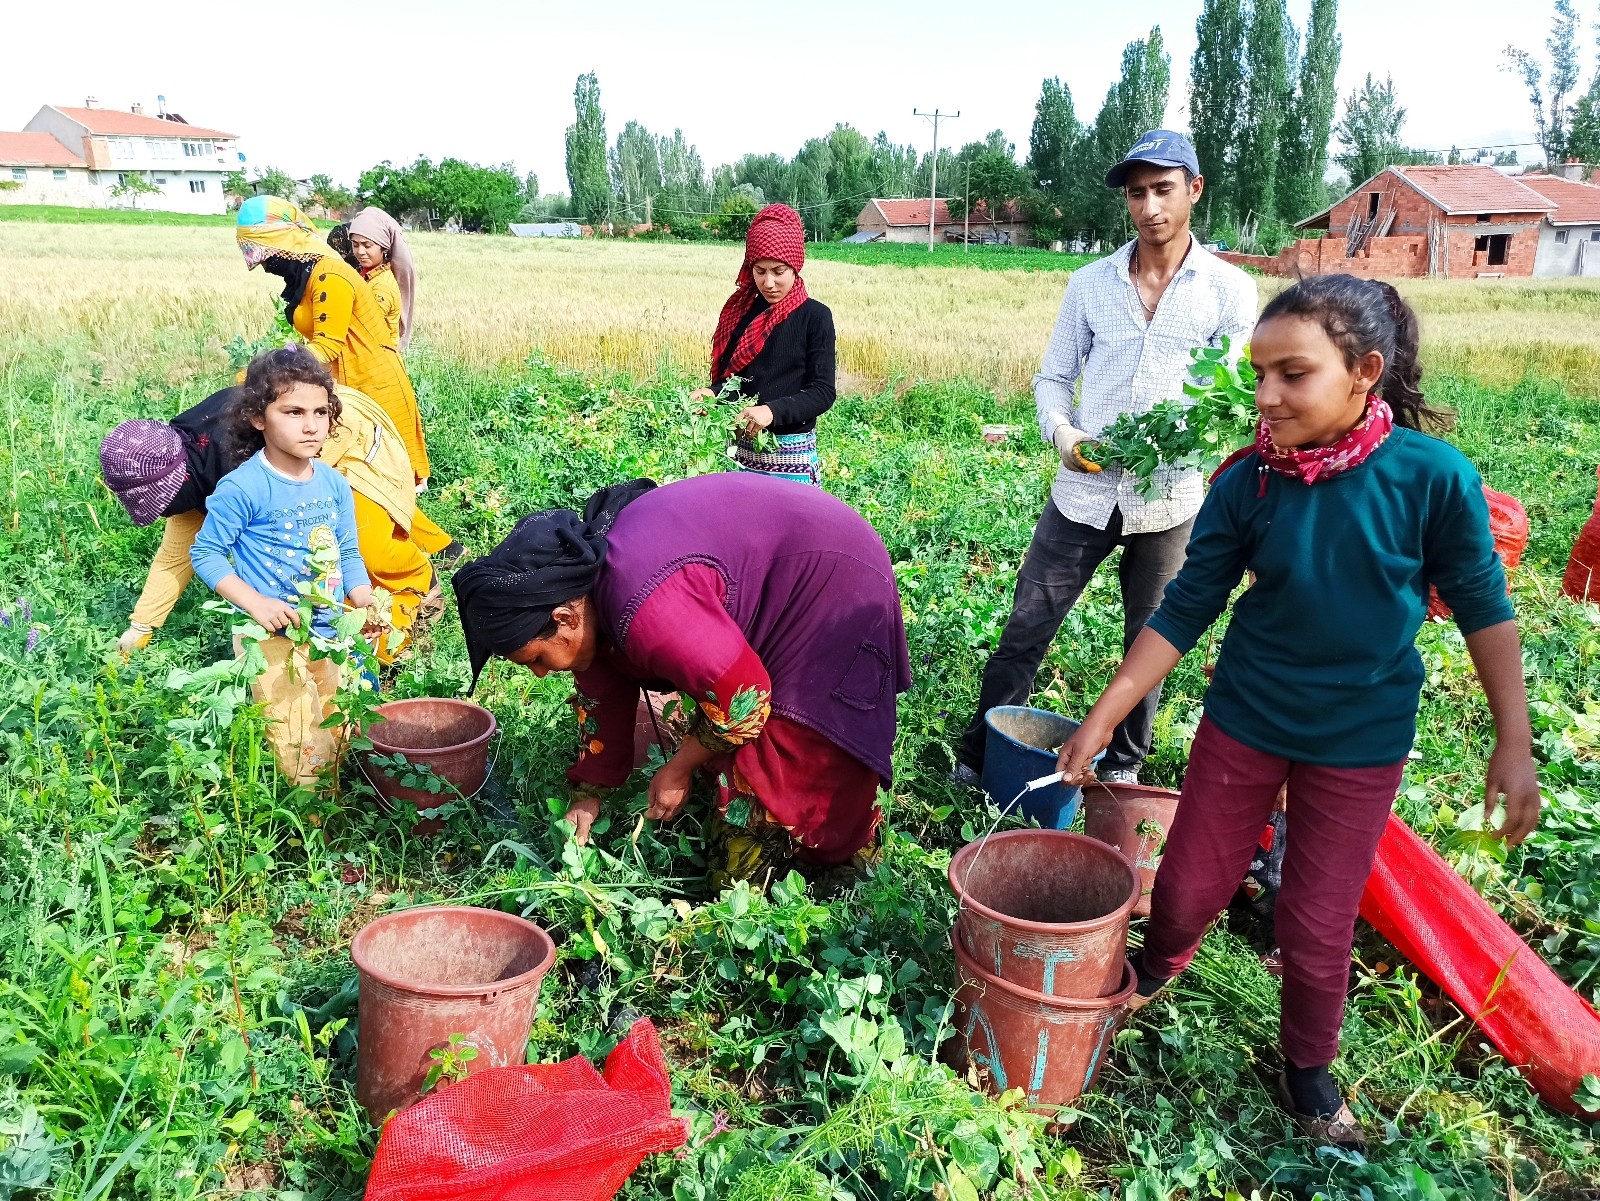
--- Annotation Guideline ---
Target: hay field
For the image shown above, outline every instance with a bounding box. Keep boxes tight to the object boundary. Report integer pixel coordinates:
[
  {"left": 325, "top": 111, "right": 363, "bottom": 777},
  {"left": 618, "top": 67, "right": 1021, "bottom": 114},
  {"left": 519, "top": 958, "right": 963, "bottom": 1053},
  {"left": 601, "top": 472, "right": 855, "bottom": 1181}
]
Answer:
[{"left": 2, "top": 222, "right": 1599, "bottom": 393}]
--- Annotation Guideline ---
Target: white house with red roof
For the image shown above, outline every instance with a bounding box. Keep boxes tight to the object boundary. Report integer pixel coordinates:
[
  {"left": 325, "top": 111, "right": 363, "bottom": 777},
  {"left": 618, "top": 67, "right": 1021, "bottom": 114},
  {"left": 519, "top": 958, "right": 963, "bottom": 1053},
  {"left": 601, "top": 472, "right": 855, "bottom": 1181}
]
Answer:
[
  {"left": 0, "top": 99, "right": 239, "bottom": 214},
  {"left": 855, "top": 198, "right": 1032, "bottom": 245},
  {"left": 1517, "top": 172, "right": 1600, "bottom": 277}
]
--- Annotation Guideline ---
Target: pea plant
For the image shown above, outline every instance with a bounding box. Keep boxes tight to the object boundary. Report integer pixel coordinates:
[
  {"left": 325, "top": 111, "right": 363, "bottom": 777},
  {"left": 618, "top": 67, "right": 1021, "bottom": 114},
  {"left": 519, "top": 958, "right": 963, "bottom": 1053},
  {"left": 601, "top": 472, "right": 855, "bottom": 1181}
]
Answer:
[{"left": 1076, "top": 338, "right": 1258, "bottom": 495}]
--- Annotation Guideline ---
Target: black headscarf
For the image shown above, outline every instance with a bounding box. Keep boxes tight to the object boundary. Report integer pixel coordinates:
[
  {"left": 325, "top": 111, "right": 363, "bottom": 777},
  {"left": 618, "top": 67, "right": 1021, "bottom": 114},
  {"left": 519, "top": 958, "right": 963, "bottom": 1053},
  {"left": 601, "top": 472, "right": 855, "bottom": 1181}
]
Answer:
[
  {"left": 326, "top": 223, "right": 360, "bottom": 271},
  {"left": 452, "top": 479, "right": 657, "bottom": 691},
  {"left": 261, "top": 255, "right": 315, "bottom": 319}
]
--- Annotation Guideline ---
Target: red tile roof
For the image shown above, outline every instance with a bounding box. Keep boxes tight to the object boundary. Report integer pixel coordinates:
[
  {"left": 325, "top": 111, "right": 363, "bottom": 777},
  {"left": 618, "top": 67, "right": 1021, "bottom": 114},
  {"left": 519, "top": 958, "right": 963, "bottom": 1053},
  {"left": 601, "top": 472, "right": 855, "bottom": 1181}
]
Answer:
[
  {"left": 1515, "top": 173, "right": 1600, "bottom": 225},
  {"left": 0, "top": 131, "right": 85, "bottom": 168},
  {"left": 872, "top": 198, "right": 953, "bottom": 226},
  {"left": 1391, "top": 164, "right": 1554, "bottom": 215},
  {"left": 50, "top": 106, "right": 236, "bottom": 141}
]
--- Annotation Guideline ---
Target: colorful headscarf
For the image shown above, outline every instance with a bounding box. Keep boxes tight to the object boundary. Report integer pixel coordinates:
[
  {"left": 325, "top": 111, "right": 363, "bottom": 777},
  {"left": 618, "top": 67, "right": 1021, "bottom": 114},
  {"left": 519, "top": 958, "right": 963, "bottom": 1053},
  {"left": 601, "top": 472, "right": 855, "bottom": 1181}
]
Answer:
[
  {"left": 235, "top": 195, "right": 332, "bottom": 267},
  {"left": 326, "top": 222, "right": 358, "bottom": 270},
  {"left": 350, "top": 208, "right": 417, "bottom": 349},
  {"left": 100, "top": 420, "right": 187, "bottom": 526},
  {"left": 710, "top": 204, "right": 811, "bottom": 388}
]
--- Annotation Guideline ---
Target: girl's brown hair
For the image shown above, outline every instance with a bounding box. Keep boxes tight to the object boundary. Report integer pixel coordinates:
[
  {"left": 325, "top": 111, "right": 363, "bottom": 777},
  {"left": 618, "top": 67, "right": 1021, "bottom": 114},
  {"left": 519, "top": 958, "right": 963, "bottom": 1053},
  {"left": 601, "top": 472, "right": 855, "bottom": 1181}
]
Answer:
[
  {"left": 1260, "top": 274, "right": 1453, "bottom": 432},
  {"left": 228, "top": 347, "right": 341, "bottom": 466}
]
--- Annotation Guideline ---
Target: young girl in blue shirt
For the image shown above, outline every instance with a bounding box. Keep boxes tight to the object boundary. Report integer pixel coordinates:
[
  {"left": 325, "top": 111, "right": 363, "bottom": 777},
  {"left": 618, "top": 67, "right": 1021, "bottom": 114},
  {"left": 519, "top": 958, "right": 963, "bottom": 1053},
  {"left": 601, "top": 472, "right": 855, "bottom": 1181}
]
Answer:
[
  {"left": 191, "top": 348, "right": 374, "bottom": 785},
  {"left": 1058, "top": 275, "right": 1541, "bottom": 1148}
]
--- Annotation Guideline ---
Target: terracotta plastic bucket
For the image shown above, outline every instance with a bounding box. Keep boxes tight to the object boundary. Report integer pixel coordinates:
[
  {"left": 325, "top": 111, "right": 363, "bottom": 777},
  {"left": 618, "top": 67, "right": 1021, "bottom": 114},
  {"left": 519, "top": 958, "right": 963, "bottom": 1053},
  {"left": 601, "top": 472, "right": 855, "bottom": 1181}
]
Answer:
[
  {"left": 1082, "top": 782, "right": 1182, "bottom": 918},
  {"left": 361, "top": 698, "right": 497, "bottom": 832},
  {"left": 949, "top": 829, "right": 1139, "bottom": 998},
  {"left": 952, "top": 932, "right": 1135, "bottom": 1114},
  {"left": 351, "top": 905, "right": 555, "bottom": 1121}
]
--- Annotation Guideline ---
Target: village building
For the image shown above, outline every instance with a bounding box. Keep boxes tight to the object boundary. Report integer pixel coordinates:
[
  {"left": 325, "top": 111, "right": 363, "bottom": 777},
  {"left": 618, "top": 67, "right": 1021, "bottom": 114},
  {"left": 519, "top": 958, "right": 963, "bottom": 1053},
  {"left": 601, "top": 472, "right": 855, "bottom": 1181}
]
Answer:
[
  {"left": 0, "top": 100, "right": 238, "bottom": 214},
  {"left": 1223, "top": 164, "right": 1558, "bottom": 280},
  {"left": 1516, "top": 172, "right": 1600, "bottom": 277},
  {"left": 854, "top": 198, "right": 1032, "bottom": 246}
]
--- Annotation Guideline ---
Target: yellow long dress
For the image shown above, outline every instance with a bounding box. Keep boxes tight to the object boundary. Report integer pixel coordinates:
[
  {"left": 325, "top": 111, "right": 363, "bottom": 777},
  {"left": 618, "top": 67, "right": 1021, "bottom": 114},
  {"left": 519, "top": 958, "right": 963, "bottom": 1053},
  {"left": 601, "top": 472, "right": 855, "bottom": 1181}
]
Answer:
[{"left": 363, "top": 264, "right": 403, "bottom": 347}]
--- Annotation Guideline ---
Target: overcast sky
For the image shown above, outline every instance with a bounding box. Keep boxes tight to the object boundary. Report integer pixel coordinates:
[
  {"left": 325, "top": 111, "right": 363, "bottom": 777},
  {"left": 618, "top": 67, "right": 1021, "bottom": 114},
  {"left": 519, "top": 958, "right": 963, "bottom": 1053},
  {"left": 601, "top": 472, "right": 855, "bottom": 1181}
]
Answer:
[{"left": 3, "top": 0, "right": 1573, "bottom": 190}]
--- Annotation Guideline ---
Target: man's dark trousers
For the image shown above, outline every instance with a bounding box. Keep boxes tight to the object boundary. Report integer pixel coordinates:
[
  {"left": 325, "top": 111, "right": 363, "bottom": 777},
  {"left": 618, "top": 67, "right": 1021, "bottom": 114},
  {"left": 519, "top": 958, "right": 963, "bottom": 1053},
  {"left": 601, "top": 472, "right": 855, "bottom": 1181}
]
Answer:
[{"left": 957, "top": 499, "right": 1195, "bottom": 776}]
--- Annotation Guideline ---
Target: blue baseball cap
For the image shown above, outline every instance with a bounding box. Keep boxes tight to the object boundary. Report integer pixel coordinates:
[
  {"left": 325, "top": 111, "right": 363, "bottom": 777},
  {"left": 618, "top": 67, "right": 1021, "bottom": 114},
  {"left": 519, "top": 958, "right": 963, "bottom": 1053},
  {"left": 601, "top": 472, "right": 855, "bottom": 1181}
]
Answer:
[{"left": 1105, "top": 130, "right": 1201, "bottom": 188}]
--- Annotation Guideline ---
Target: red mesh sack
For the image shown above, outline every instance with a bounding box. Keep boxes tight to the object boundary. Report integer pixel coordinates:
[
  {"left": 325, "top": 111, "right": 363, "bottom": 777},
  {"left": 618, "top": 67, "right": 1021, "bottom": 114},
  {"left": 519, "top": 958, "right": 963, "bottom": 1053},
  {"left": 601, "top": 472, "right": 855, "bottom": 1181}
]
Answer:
[
  {"left": 1359, "top": 814, "right": 1600, "bottom": 1117},
  {"left": 1428, "top": 487, "right": 1527, "bottom": 621},
  {"left": 364, "top": 1019, "right": 688, "bottom": 1201},
  {"left": 1561, "top": 465, "right": 1600, "bottom": 604}
]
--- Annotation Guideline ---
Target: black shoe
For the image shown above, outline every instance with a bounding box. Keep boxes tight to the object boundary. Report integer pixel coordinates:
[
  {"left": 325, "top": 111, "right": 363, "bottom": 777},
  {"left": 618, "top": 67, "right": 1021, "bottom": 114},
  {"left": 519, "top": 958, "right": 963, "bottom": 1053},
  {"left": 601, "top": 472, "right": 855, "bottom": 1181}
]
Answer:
[
  {"left": 435, "top": 540, "right": 469, "bottom": 568},
  {"left": 948, "top": 762, "right": 983, "bottom": 790}
]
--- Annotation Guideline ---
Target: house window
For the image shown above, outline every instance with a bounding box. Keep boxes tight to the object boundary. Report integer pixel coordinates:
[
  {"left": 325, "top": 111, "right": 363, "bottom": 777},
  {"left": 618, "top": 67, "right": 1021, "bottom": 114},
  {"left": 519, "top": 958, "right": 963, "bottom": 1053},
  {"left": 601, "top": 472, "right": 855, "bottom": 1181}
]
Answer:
[
  {"left": 53, "top": 169, "right": 67, "bottom": 181},
  {"left": 1368, "top": 192, "right": 1381, "bottom": 219},
  {"left": 182, "top": 140, "right": 215, "bottom": 158},
  {"left": 155, "top": 177, "right": 168, "bottom": 185},
  {"left": 107, "top": 137, "right": 136, "bottom": 161},
  {"left": 10, "top": 167, "right": 25, "bottom": 182},
  {"left": 1474, "top": 233, "right": 1511, "bottom": 265},
  {"left": 1476, "top": 214, "right": 1491, "bottom": 223},
  {"left": 189, "top": 179, "right": 206, "bottom": 194},
  {"left": 148, "top": 139, "right": 176, "bottom": 159},
  {"left": 1556, "top": 229, "right": 1570, "bottom": 244},
  {"left": 1591, "top": 230, "right": 1600, "bottom": 242}
]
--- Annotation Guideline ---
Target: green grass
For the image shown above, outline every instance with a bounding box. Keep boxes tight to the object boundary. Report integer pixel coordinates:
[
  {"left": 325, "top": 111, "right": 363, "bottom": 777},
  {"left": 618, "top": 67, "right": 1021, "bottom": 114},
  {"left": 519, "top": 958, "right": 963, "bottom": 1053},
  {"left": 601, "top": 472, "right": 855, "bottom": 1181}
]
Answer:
[
  {"left": 0, "top": 204, "right": 245, "bottom": 227},
  {"left": 2, "top": 329, "right": 1599, "bottom": 1199},
  {"left": 810, "top": 240, "right": 1095, "bottom": 272}
]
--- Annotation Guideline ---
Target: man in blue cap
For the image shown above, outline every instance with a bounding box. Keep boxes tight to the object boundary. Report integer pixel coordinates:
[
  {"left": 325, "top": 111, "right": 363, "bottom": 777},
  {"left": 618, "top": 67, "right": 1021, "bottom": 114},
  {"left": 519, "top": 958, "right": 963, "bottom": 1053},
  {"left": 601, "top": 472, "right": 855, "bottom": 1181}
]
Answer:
[{"left": 954, "top": 129, "right": 1257, "bottom": 788}]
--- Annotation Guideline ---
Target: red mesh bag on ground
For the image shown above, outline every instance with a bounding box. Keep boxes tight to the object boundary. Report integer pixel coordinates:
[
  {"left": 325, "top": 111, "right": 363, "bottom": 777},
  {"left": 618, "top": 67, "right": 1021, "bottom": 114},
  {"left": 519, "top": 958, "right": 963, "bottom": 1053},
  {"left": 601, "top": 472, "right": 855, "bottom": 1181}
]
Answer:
[
  {"left": 364, "top": 1020, "right": 688, "bottom": 1201},
  {"left": 1428, "top": 487, "right": 1527, "bottom": 621},
  {"left": 1359, "top": 814, "right": 1600, "bottom": 1117},
  {"left": 1561, "top": 465, "right": 1600, "bottom": 604}
]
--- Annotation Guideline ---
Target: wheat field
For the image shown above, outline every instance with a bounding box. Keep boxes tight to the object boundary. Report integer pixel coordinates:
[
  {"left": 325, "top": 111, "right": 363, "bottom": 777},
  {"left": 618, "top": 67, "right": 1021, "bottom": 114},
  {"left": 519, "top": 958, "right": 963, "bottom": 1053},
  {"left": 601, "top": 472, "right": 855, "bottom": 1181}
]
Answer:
[{"left": 2, "top": 222, "right": 1599, "bottom": 393}]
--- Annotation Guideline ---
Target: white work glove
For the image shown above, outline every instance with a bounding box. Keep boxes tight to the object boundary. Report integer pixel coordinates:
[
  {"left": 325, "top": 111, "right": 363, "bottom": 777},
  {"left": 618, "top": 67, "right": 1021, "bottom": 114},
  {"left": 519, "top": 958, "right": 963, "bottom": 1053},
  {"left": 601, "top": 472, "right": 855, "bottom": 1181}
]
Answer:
[
  {"left": 116, "top": 621, "right": 154, "bottom": 654},
  {"left": 1052, "top": 425, "right": 1100, "bottom": 473}
]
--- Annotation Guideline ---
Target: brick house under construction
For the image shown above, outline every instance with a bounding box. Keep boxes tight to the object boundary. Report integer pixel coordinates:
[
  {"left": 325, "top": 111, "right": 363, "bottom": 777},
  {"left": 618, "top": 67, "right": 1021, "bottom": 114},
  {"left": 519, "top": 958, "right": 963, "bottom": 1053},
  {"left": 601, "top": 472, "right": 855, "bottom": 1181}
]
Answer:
[{"left": 1238, "top": 165, "right": 1557, "bottom": 279}]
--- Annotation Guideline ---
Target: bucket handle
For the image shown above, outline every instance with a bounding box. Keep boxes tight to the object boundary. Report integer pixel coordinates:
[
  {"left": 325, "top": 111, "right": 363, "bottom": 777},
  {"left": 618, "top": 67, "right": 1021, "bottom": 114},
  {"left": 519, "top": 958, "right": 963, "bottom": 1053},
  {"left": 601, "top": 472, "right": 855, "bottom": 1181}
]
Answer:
[{"left": 356, "top": 728, "right": 503, "bottom": 807}]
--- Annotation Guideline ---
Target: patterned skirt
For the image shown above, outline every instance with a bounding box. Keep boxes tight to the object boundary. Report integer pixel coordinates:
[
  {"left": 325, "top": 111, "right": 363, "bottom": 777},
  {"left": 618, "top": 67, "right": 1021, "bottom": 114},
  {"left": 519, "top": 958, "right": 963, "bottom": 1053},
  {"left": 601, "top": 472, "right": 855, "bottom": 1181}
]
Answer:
[{"left": 730, "top": 430, "right": 821, "bottom": 486}]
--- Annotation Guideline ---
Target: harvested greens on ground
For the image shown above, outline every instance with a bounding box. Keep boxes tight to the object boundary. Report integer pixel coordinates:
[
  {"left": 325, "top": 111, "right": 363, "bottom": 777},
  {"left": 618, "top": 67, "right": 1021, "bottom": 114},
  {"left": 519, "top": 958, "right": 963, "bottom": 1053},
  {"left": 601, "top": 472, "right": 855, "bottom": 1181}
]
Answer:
[{"left": 1074, "top": 337, "right": 1257, "bottom": 494}]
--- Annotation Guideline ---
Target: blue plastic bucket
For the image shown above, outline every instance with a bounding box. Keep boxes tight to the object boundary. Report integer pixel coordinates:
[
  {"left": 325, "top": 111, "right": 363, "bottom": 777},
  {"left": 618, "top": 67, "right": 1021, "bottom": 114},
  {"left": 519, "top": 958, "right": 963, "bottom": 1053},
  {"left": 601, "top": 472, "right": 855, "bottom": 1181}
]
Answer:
[{"left": 982, "top": 706, "right": 1098, "bottom": 829}]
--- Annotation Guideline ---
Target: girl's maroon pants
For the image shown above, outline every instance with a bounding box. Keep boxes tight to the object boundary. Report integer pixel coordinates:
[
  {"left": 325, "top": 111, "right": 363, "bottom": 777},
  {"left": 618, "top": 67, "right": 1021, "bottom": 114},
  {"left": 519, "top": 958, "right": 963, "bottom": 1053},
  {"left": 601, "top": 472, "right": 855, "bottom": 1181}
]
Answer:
[{"left": 1143, "top": 716, "right": 1405, "bottom": 1068}]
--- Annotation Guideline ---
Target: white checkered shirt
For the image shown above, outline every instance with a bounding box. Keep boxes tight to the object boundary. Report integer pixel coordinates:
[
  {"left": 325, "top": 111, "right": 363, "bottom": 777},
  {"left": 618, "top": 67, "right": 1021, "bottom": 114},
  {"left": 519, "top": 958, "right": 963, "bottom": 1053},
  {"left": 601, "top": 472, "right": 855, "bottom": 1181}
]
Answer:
[{"left": 1035, "top": 237, "right": 1258, "bottom": 533}]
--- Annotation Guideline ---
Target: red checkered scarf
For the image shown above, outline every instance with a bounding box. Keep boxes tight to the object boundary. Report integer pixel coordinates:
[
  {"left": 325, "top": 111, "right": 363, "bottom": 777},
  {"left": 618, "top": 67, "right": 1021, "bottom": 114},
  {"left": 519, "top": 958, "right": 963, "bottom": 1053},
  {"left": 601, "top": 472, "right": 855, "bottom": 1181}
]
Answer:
[{"left": 710, "top": 204, "right": 809, "bottom": 388}]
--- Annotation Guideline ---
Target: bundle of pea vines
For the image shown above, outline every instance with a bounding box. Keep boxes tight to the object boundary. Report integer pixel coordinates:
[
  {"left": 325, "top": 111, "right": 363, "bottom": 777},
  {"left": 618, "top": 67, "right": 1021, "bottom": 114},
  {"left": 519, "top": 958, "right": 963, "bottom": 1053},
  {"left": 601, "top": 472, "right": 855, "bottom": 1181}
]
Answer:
[{"left": 1072, "top": 338, "right": 1258, "bottom": 497}]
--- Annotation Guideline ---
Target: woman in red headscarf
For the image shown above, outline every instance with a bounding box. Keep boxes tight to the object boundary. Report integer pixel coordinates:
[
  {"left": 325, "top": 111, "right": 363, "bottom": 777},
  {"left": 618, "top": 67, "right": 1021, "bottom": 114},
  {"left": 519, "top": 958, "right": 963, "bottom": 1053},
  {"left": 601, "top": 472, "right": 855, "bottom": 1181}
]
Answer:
[{"left": 691, "top": 204, "right": 836, "bottom": 486}]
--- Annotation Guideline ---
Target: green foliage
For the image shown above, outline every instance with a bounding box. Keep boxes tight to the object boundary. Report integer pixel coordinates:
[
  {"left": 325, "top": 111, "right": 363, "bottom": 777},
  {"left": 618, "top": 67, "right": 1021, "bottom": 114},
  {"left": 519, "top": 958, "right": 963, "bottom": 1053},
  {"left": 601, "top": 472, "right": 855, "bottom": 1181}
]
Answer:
[
  {"left": 809, "top": 241, "right": 1093, "bottom": 272},
  {"left": 108, "top": 173, "right": 161, "bottom": 209},
  {"left": 1335, "top": 73, "right": 1418, "bottom": 185},
  {"left": 1237, "top": 0, "right": 1295, "bottom": 226},
  {"left": 251, "top": 166, "right": 298, "bottom": 202},
  {"left": 308, "top": 173, "right": 356, "bottom": 216},
  {"left": 566, "top": 72, "right": 611, "bottom": 224},
  {"left": 1277, "top": 0, "right": 1343, "bottom": 224},
  {"left": 1189, "top": 0, "right": 1248, "bottom": 228},
  {"left": 1073, "top": 26, "right": 1173, "bottom": 244},
  {"left": 4, "top": 315, "right": 1600, "bottom": 1200},
  {"left": 1504, "top": 0, "right": 1583, "bottom": 169},
  {"left": 420, "top": 1034, "right": 479, "bottom": 1096},
  {"left": 356, "top": 157, "right": 529, "bottom": 233},
  {"left": 1079, "top": 339, "right": 1257, "bottom": 493}
]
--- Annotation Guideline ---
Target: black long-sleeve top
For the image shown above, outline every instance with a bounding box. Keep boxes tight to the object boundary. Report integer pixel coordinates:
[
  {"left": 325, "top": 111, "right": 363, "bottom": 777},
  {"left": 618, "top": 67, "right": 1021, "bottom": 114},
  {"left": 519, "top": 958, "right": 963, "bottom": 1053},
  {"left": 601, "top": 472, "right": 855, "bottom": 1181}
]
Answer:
[{"left": 718, "top": 297, "right": 837, "bottom": 435}]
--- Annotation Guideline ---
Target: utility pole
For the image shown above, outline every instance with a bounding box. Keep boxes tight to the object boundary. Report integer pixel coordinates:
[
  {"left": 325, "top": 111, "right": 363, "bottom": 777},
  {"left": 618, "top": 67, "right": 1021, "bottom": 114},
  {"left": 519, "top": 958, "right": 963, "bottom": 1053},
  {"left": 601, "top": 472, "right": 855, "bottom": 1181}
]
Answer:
[
  {"left": 914, "top": 107, "right": 959, "bottom": 251},
  {"left": 964, "top": 160, "right": 971, "bottom": 253}
]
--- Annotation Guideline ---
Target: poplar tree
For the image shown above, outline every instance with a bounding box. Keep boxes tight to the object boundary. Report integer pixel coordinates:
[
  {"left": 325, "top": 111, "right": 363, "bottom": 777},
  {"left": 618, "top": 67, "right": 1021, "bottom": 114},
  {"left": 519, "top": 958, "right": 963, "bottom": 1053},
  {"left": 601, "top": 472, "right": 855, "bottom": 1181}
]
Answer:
[
  {"left": 1028, "top": 77, "right": 1079, "bottom": 193},
  {"left": 1079, "top": 28, "right": 1171, "bottom": 242},
  {"left": 564, "top": 72, "right": 611, "bottom": 224},
  {"left": 1278, "top": 0, "right": 1341, "bottom": 222},
  {"left": 1237, "top": 0, "right": 1294, "bottom": 225},
  {"left": 1504, "top": 0, "right": 1581, "bottom": 168},
  {"left": 1188, "top": 0, "right": 1247, "bottom": 227}
]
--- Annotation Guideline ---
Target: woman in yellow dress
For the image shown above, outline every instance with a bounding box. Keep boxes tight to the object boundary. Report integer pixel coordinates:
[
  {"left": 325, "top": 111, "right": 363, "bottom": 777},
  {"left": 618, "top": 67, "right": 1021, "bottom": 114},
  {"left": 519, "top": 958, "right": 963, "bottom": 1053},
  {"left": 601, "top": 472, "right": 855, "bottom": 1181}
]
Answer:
[
  {"left": 233, "top": 196, "right": 458, "bottom": 561},
  {"left": 348, "top": 208, "right": 415, "bottom": 350}
]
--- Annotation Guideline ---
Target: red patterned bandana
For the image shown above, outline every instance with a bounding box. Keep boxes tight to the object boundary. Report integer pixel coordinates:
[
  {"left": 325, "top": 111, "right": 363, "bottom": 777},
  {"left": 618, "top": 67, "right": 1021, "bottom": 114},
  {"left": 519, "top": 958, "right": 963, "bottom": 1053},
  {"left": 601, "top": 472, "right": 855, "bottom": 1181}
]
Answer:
[
  {"left": 710, "top": 204, "right": 810, "bottom": 387},
  {"left": 1255, "top": 396, "right": 1395, "bottom": 486}
]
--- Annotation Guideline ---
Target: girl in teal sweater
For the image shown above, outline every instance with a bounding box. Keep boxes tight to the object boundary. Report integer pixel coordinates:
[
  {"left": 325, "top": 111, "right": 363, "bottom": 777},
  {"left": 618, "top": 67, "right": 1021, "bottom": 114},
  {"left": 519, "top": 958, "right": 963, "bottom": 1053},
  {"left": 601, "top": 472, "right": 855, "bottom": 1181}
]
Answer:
[{"left": 1058, "top": 275, "right": 1541, "bottom": 1149}]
